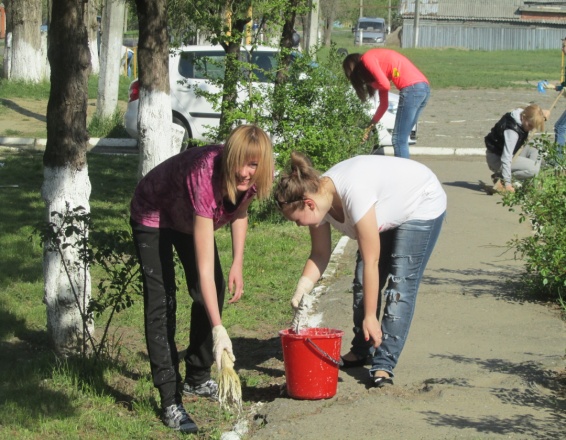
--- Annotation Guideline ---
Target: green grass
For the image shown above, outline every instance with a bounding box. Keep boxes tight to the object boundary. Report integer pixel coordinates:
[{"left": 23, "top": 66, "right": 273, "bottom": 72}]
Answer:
[
  {"left": 0, "top": 75, "right": 131, "bottom": 102},
  {"left": 0, "top": 47, "right": 132, "bottom": 139},
  {"left": 0, "top": 34, "right": 562, "bottom": 141},
  {"left": 322, "top": 30, "right": 562, "bottom": 89},
  {"left": 405, "top": 48, "right": 560, "bottom": 89},
  {"left": 0, "top": 148, "right": 336, "bottom": 439}
]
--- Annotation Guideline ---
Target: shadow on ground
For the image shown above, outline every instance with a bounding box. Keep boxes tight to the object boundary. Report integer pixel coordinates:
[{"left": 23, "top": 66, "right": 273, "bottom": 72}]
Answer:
[{"left": 1, "top": 99, "right": 46, "bottom": 123}]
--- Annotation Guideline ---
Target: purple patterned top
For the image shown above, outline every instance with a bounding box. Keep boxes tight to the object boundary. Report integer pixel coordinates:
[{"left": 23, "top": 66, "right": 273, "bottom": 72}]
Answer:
[{"left": 130, "top": 145, "right": 257, "bottom": 234}]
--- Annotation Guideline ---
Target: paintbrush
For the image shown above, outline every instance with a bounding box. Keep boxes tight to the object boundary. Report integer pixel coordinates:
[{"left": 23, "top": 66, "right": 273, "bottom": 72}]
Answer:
[{"left": 218, "top": 350, "right": 242, "bottom": 413}]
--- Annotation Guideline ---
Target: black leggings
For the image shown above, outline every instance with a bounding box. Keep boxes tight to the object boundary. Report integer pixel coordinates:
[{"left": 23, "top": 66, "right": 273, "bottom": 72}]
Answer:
[{"left": 130, "top": 219, "right": 226, "bottom": 408}]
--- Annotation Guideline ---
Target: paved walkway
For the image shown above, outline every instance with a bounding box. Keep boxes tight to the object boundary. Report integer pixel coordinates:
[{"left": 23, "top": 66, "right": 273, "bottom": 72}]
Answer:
[
  {"left": 248, "top": 156, "right": 565, "bottom": 440},
  {"left": 0, "top": 135, "right": 487, "bottom": 157},
  {"left": 0, "top": 135, "right": 487, "bottom": 158}
]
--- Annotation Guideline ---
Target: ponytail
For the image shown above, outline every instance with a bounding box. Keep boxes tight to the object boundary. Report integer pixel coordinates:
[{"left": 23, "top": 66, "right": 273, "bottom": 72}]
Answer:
[{"left": 274, "top": 151, "right": 321, "bottom": 210}]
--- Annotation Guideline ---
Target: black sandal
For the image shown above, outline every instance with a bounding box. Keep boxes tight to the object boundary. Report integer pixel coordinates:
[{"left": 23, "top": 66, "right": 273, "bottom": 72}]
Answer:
[{"left": 372, "top": 375, "right": 393, "bottom": 388}]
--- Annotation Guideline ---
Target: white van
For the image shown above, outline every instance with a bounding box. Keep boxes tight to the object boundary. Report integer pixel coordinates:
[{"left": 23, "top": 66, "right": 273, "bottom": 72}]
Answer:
[{"left": 124, "top": 45, "right": 410, "bottom": 150}]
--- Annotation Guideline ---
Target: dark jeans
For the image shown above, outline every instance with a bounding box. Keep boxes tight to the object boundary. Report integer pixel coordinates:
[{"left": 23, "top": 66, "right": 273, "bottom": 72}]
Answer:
[{"left": 130, "top": 219, "right": 226, "bottom": 408}]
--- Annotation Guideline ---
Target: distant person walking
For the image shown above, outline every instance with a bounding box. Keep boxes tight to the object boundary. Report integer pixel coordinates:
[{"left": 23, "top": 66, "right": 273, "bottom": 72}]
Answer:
[{"left": 343, "top": 48, "right": 430, "bottom": 158}]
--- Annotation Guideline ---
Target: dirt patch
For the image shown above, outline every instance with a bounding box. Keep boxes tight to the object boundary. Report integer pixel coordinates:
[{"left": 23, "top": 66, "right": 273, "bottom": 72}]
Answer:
[
  {"left": 0, "top": 98, "right": 48, "bottom": 138},
  {"left": 0, "top": 98, "right": 128, "bottom": 139}
]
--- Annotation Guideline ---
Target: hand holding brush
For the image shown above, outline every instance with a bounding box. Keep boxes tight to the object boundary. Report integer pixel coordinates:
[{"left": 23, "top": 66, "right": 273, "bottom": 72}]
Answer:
[
  {"left": 218, "top": 350, "right": 242, "bottom": 413},
  {"left": 212, "top": 326, "right": 242, "bottom": 412}
]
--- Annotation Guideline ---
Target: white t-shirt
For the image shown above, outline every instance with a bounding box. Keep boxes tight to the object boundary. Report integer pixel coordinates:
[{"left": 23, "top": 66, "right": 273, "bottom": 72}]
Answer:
[{"left": 322, "top": 155, "right": 447, "bottom": 239}]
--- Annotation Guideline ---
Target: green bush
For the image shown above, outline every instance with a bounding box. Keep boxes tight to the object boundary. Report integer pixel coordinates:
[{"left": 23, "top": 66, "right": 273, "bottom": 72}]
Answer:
[
  {"left": 265, "top": 46, "right": 372, "bottom": 171},
  {"left": 88, "top": 108, "right": 129, "bottom": 138},
  {"left": 502, "top": 136, "right": 566, "bottom": 307},
  {"left": 191, "top": 45, "right": 373, "bottom": 221}
]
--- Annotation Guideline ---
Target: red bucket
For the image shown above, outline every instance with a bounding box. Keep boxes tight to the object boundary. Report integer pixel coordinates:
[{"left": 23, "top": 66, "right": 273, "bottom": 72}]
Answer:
[{"left": 279, "top": 327, "right": 344, "bottom": 400}]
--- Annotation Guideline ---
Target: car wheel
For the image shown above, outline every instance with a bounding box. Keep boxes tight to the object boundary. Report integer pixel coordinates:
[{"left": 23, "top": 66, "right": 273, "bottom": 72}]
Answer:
[{"left": 173, "top": 116, "right": 191, "bottom": 151}]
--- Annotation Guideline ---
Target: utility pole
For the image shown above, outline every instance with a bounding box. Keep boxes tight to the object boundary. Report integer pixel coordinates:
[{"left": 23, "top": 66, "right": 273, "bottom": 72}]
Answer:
[
  {"left": 413, "top": 0, "right": 420, "bottom": 48},
  {"left": 359, "top": 0, "right": 363, "bottom": 19},
  {"left": 388, "top": 0, "right": 391, "bottom": 33}
]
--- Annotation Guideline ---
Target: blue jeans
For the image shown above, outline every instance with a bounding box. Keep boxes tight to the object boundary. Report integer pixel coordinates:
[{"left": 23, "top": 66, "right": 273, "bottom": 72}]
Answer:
[
  {"left": 349, "top": 212, "right": 445, "bottom": 378},
  {"left": 392, "top": 82, "right": 430, "bottom": 158},
  {"left": 554, "top": 108, "right": 566, "bottom": 157}
]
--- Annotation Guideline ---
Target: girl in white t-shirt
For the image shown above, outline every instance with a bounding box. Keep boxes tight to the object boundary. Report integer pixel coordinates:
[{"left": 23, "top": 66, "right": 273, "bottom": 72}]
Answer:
[{"left": 274, "top": 151, "right": 446, "bottom": 387}]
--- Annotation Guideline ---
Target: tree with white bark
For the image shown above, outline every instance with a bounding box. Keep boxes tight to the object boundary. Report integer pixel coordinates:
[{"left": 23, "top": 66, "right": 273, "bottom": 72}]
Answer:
[
  {"left": 42, "top": 0, "right": 93, "bottom": 356},
  {"left": 88, "top": 0, "right": 101, "bottom": 75},
  {"left": 3, "top": 0, "right": 47, "bottom": 82},
  {"left": 134, "top": 0, "right": 177, "bottom": 178},
  {"left": 96, "top": 0, "right": 126, "bottom": 119}
]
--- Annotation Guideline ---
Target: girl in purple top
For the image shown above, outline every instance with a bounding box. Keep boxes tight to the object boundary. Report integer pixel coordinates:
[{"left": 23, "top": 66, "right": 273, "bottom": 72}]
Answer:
[{"left": 130, "top": 125, "right": 274, "bottom": 433}]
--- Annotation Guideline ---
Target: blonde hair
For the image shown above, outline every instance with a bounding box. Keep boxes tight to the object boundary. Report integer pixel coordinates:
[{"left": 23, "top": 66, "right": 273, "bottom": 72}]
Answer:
[
  {"left": 273, "top": 151, "right": 321, "bottom": 211},
  {"left": 222, "top": 124, "right": 274, "bottom": 203},
  {"left": 521, "top": 104, "right": 546, "bottom": 132}
]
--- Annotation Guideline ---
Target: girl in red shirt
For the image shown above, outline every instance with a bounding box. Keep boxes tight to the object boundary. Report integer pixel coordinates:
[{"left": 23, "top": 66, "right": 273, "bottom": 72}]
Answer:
[{"left": 343, "top": 48, "right": 430, "bottom": 158}]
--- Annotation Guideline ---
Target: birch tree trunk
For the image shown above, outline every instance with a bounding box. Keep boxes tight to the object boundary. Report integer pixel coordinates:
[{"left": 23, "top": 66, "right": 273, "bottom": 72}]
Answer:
[
  {"left": 3, "top": 2, "right": 12, "bottom": 79},
  {"left": 40, "top": 0, "right": 52, "bottom": 79},
  {"left": 135, "top": 0, "right": 175, "bottom": 179},
  {"left": 42, "top": 0, "right": 93, "bottom": 357},
  {"left": 88, "top": 0, "right": 101, "bottom": 75},
  {"left": 7, "top": 0, "right": 45, "bottom": 82},
  {"left": 3, "top": 32, "right": 12, "bottom": 79},
  {"left": 97, "top": 0, "right": 125, "bottom": 118}
]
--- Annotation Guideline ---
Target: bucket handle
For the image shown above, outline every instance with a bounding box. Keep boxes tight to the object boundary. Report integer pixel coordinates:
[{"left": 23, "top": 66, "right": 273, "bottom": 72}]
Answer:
[{"left": 305, "top": 338, "right": 344, "bottom": 367}]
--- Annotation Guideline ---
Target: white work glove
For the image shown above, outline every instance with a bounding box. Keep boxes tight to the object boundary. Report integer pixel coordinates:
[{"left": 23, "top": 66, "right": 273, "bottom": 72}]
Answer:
[
  {"left": 212, "top": 325, "right": 235, "bottom": 371},
  {"left": 291, "top": 276, "right": 315, "bottom": 311},
  {"left": 291, "top": 297, "right": 310, "bottom": 333}
]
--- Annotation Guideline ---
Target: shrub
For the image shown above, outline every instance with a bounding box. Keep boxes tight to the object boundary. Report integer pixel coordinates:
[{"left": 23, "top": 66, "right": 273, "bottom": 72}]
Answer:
[
  {"left": 88, "top": 109, "right": 129, "bottom": 138},
  {"left": 502, "top": 136, "right": 566, "bottom": 308},
  {"left": 265, "top": 45, "right": 372, "bottom": 171},
  {"left": 197, "top": 45, "right": 373, "bottom": 222}
]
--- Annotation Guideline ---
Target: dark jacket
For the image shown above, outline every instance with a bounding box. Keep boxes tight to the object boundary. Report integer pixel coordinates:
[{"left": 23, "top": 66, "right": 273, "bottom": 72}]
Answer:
[{"left": 484, "top": 112, "right": 528, "bottom": 156}]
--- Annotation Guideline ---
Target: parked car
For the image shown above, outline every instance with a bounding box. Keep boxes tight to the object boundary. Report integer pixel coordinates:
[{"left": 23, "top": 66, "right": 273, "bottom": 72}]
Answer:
[
  {"left": 124, "top": 45, "right": 414, "bottom": 150},
  {"left": 353, "top": 17, "right": 386, "bottom": 45}
]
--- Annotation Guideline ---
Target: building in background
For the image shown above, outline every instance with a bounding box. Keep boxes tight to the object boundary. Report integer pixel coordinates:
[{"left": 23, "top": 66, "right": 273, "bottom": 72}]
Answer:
[{"left": 399, "top": 0, "right": 566, "bottom": 50}]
